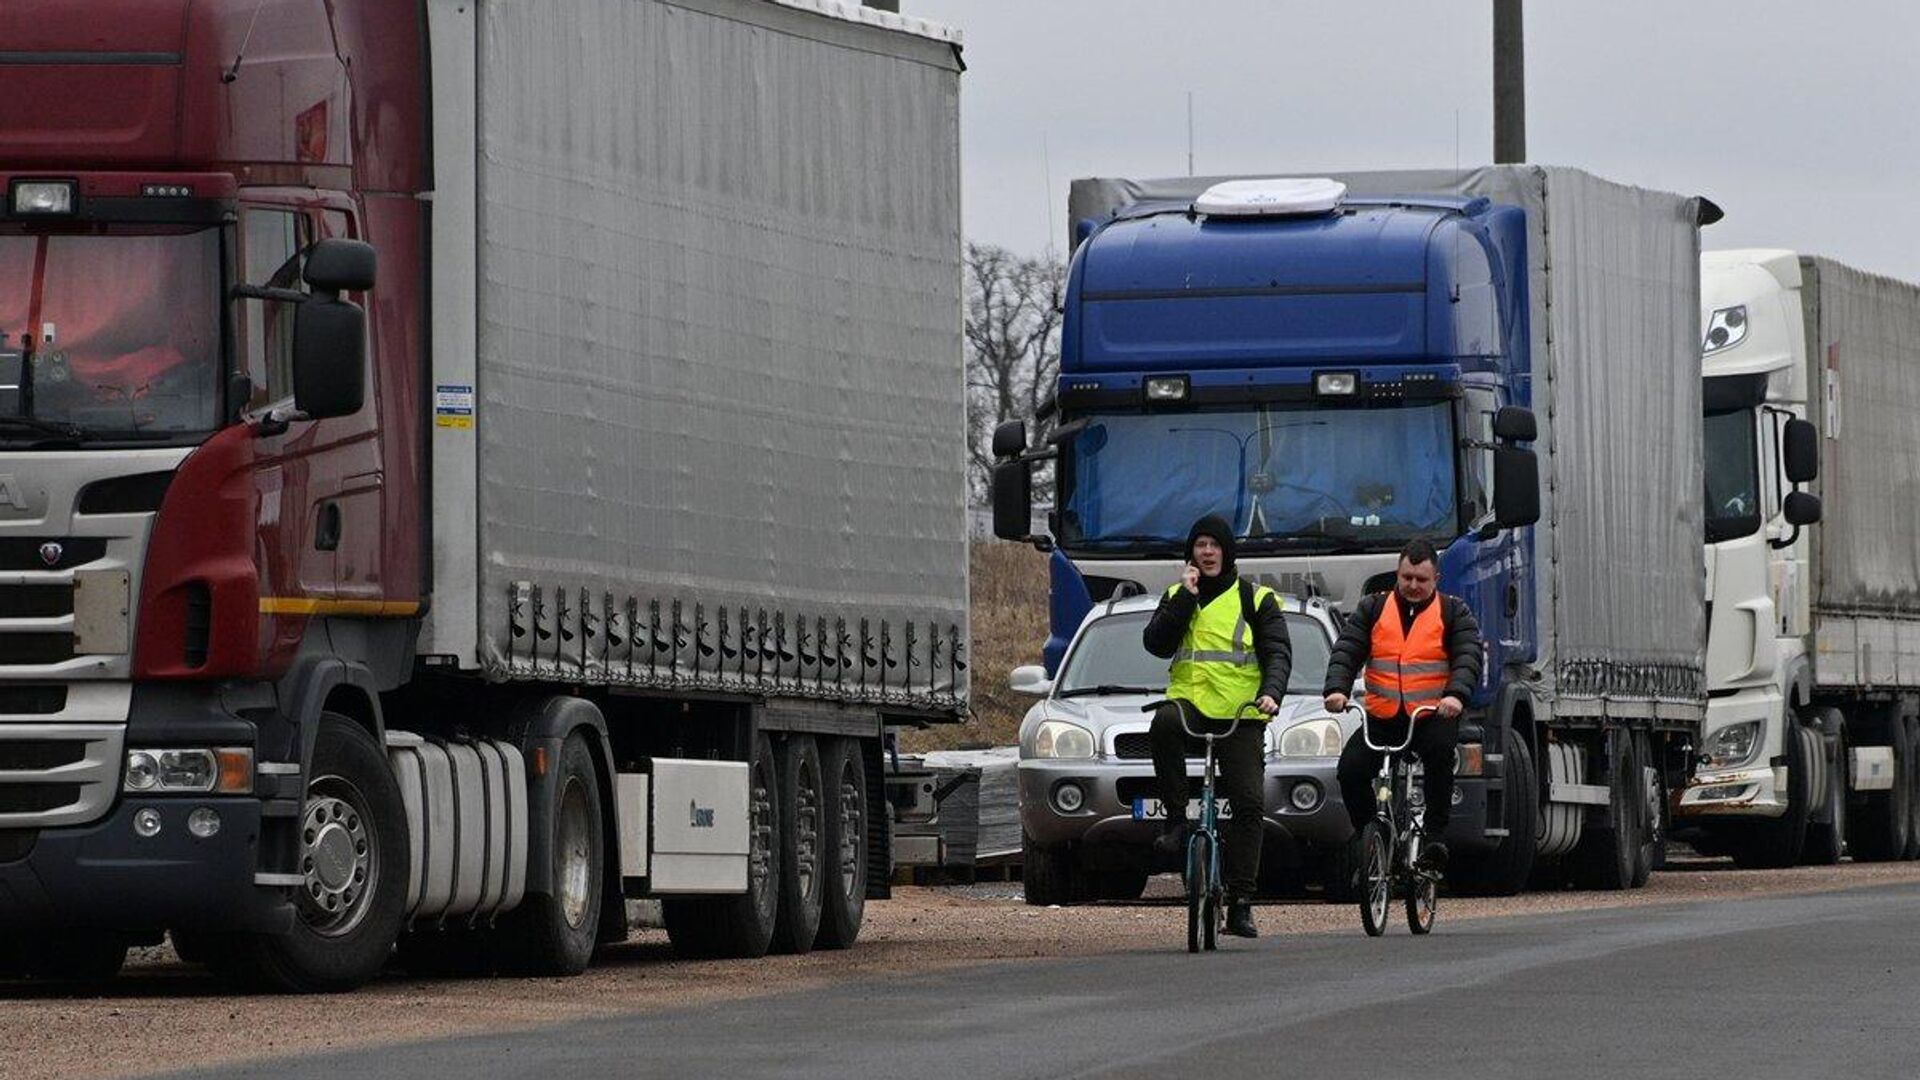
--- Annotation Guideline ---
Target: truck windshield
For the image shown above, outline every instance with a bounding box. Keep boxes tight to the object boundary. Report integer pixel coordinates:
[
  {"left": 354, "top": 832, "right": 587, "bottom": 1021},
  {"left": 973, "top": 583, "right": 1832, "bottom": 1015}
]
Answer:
[
  {"left": 1704, "top": 407, "right": 1761, "bottom": 542},
  {"left": 1056, "top": 401, "right": 1458, "bottom": 554},
  {"left": 0, "top": 226, "right": 223, "bottom": 440},
  {"left": 1055, "top": 610, "right": 1332, "bottom": 697}
]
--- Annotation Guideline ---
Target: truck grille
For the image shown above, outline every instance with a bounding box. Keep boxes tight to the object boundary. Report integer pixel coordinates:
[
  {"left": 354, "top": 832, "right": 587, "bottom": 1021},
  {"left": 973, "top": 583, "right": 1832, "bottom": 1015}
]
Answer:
[
  {"left": 0, "top": 634, "right": 75, "bottom": 665},
  {"left": 0, "top": 722, "right": 125, "bottom": 829},
  {"left": 0, "top": 739, "right": 86, "bottom": 771},
  {"left": 0, "top": 538, "right": 107, "bottom": 571},
  {"left": 0, "top": 784, "right": 80, "bottom": 814}
]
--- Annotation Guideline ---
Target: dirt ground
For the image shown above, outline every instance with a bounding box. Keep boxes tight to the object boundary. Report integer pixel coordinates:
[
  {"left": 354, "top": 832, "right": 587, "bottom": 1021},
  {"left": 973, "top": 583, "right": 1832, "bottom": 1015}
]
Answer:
[{"left": 4, "top": 857, "right": 1920, "bottom": 1080}]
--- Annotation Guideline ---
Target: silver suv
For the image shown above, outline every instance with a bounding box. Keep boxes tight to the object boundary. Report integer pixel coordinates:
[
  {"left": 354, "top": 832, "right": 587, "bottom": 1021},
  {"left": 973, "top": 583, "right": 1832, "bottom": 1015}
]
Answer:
[{"left": 1014, "top": 592, "right": 1359, "bottom": 904}]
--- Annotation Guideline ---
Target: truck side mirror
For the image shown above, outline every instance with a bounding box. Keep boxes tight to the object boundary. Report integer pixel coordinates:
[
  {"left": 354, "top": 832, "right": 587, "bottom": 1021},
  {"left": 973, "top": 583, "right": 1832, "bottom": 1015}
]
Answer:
[
  {"left": 1492, "top": 406, "right": 1537, "bottom": 442},
  {"left": 1493, "top": 447, "right": 1541, "bottom": 528},
  {"left": 1783, "top": 418, "right": 1818, "bottom": 485},
  {"left": 992, "top": 419, "right": 1028, "bottom": 460},
  {"left": 291, "top": 297, "right": 367, "bottom": 420},
  {"left": 303, "top": 238, "right": 377, "bottom": 293},
  {"left": 1784, "top": 490, "right": 1822, "bottom": 527},
  {"left": 992, "top": 459, "right": 1033, "bottom": 541}
]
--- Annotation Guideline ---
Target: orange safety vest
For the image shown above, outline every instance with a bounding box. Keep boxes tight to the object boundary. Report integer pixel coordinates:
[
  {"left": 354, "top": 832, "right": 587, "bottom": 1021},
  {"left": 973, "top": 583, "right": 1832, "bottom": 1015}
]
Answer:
[{"left": 1364, "top": 596, "right": 1450, "bottom": 720}]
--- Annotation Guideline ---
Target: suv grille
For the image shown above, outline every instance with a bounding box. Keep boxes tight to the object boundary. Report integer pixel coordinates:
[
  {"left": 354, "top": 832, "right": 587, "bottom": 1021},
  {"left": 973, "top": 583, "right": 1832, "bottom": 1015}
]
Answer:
[{"left": 1112, "top": 731, "right": 1208, "bottom": 760}]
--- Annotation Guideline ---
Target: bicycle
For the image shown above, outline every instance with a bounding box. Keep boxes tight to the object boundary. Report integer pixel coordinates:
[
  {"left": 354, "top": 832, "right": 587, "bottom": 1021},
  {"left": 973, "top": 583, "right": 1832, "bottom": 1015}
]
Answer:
[
  {"left": 1347, "top": 703, "right": 1442, "bottom": 937},
  {"left": 1136, "top": 699, "right": 1266, "bottom": 953}
]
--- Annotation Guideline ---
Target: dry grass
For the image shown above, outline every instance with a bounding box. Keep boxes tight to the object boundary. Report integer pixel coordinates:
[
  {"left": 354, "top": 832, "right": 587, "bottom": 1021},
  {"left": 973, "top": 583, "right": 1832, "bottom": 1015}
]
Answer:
[{"left": 901, "top": 541, "right": 1049, "bottom": 752}]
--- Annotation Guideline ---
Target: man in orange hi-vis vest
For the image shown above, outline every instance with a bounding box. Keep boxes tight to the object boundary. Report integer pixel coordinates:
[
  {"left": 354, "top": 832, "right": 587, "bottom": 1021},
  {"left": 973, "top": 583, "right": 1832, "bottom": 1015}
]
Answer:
[{"left": 1324, "top": 539, "right": 1482, "bottom": 872}]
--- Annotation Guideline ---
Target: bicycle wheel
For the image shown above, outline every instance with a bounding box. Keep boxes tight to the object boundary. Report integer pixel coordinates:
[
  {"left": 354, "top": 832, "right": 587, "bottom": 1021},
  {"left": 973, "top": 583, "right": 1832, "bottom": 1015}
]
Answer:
[
  {"left": 1358, "top": 823, "right": 1391, "bottom": 937},
  {"left": 1186, "top": 831, "right": 1213, "bottom": 954},
  {"left": 1406, "top": 870, "right": 1437, "bottom": 935}
]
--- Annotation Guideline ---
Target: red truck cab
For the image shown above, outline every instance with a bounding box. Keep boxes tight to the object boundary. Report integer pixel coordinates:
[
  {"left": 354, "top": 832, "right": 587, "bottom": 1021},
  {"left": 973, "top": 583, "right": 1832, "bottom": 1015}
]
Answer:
[{"left": 0, "top": 0, "right": 424, "bottom": 979}]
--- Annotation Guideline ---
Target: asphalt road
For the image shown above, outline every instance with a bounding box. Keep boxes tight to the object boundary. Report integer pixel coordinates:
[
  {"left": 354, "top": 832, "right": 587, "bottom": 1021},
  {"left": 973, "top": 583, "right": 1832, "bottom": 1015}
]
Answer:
[{"left": 162, "top": 883, "right": 1920, "bottom": 1080}]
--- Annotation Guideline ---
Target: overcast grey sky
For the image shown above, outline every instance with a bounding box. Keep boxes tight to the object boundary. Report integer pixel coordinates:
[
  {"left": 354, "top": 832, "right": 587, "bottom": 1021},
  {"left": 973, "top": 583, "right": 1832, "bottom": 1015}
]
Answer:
[{"left": 909, "top": 1, "right": 1920, "bottom": 280}]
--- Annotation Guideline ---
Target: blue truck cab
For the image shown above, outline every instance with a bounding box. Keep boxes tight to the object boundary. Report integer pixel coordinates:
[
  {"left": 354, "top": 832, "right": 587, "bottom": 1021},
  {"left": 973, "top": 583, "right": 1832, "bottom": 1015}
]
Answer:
[{"left": 992, "top": 178, "right": 1545, "bottom": 889}]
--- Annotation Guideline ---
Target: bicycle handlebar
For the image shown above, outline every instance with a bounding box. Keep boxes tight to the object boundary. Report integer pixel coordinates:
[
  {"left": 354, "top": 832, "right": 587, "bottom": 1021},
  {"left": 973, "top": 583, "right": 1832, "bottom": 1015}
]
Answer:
[
  {"left": 1141, "top": 699, "right": 1272, "bottom": 743},
  {"left": 1348, "top": 703, "right": 1441, "bottom": 753}
]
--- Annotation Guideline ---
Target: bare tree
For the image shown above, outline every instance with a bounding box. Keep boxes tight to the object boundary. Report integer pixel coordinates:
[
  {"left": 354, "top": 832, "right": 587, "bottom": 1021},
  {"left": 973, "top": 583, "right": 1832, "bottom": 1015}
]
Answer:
[{"left": 965, "top": 242, "right": 1065, "bottom": 506}]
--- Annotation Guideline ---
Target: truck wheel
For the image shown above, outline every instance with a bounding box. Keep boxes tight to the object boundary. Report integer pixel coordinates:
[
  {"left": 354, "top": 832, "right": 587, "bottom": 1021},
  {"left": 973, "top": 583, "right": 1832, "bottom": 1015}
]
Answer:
[
  {"left": 1848, "top": 709, "right": 1911, "bottom": 862},
  {"left": 1570, "top": 730, "right": 1640, "bottom": 890},
  {"left": 497, "top": 731, "right": 605, "bottom": 975},
  {"left": 1629, "top": 731, "right": 1664, "bottom": 887},
  {"left": 769, "top": 735, "right": 825, "bottom": 954},
  {"left": 1731, "top": 718, "right": 1810, "bottom": 870},
  {"left": 1021, "top": 830, "right": 1078, "bottom": 906},
  {"left": 234, "top": 713, "right": 409, "bottom": 992},
  {"left": 663, "top": 731, "right": 782, "bottom": 959},
  {"left": 1803, "top": 711, "right": 1847, "bottom": 865},
  {"left": 1453, "top": 725, "right": 1538, "bottom": 896},
  {"left": 813, "top": 736, "right": 869, "bottom": 949}
]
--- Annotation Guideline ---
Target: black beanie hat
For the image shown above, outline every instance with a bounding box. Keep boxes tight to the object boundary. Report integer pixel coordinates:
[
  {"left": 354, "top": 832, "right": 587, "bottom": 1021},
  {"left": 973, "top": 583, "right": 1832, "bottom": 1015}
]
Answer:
[{"left": 1185, "top": 514, "right": 1237, "bottom": 581}]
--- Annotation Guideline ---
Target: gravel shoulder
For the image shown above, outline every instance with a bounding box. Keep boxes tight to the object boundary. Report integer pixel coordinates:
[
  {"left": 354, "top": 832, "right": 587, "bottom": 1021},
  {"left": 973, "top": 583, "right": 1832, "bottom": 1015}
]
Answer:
[{"left": 5, "top": 858, "right": 1919, "bottom": 1080}]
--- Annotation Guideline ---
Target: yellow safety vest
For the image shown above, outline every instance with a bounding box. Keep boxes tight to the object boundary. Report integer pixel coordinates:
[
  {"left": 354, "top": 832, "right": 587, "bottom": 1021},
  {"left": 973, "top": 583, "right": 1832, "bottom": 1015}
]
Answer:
[{"left": 1166, "top": 582, "right": 1278, "bottom": 721}]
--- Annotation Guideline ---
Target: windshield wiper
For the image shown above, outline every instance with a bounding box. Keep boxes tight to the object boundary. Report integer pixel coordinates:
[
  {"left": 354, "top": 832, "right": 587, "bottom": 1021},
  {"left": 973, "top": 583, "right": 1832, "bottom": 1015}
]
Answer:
[
  {"left": 1056, "top": 684, "right": 1162, "bottom": 698},
  {"left": 0, "top": 415, "right": 88, "bottom": 443}
]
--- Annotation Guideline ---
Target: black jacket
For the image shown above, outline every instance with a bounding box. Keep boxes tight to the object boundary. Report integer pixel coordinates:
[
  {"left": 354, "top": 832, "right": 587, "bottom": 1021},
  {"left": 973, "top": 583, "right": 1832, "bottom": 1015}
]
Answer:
[
  {"left": 1322, "top": 592, "right": 1482, "bottom": 703},
  {"left": 1142, "top": 579, "right": 1293, "bottom": 705}
]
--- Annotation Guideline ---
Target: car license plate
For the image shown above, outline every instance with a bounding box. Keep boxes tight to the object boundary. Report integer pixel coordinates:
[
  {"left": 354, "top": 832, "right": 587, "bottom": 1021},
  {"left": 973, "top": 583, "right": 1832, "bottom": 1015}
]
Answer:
[{"left": 1131, "top": 797, "right": 1231, "bottom": 820}]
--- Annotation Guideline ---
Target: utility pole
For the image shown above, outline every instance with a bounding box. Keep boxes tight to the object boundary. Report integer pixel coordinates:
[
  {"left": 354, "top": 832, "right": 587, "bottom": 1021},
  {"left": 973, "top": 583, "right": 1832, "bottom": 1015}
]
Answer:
[{"left": 1493, "top": 0, "right": 1525, "bottom": 163}]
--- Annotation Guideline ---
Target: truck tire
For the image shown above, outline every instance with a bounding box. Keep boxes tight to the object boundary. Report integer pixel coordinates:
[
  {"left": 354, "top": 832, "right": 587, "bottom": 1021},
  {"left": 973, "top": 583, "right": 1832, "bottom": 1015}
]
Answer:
[
  {"left": 1021, "top": 830, "right": 1078, "bottom": 905},
  {"left": 663, "top": 731, "right": 782, "bottom": 959},
  {"left": 1629, "top": 731, "right": 1663, "bottom": 887},
  {"left": 1453, "top": 725, "right": 1538, "bottom": 896},
  {"left": 1848, "top": 709, "right": 1911, "bottom": 862},
  {"left": 1731, "top": 718, "right": 1810, "bottom": 870},
  {"left": 814, "top": 736, "right": 869, "bottom": 949},
  {"left": 1803, "top": 711, "right": 1847, "bottom": 865},
  {"left": 770, "top": 735, "right": 825, "bottom": 954},
  {"left": 1569, "top": 730, "right": 1640, "bottom": 890},
  {"left": 232, "top": 713, "right": 409, "bottom": 992},
  {"left": 496, "top": 731, "right": 605, "bottom": 975}
]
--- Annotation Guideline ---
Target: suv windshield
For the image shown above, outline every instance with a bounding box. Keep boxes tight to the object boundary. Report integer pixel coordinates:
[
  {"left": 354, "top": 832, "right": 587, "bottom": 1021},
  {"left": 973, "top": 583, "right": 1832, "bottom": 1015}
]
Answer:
[
  {"left": 1055, "top": 610, "right": 1332, "bottom": 697},
  {"left": 1057, "top": 401, "right": 1458, "bottom": 555},
  {"left": 1704, "top": 407, "right": 1761, "bottom": 542},
  {"left": 0, "top": 227, "right": 223, "bottom": 440}
]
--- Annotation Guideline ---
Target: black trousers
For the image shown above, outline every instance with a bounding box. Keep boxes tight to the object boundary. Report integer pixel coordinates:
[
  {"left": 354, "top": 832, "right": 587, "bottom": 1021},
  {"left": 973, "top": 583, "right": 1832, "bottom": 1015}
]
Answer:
[
  {"left": 1337, "top": 713, "right": 1461, "bottom": 834},
  {"left": 1149, "top": 702, "right": 1266, "bottom": 900}
]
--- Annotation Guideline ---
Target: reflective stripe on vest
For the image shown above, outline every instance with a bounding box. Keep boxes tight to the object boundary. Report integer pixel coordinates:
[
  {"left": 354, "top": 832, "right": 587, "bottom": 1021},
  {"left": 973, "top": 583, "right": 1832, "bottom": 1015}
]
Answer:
[
  {"left": 1363, "top": 595, "right": 1450, "bottom": 720},
  {"left": 1166, "top": 582, "right": 1277, "bottom": 720}
]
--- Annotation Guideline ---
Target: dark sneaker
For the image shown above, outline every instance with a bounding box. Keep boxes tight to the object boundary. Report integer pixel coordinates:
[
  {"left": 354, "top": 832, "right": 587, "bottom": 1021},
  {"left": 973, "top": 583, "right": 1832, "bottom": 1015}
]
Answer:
[
  {"left": 1152, "top": 819, "right": 1191, "bottom": 857},
  {"left": 1225, "top": 902, "right": 1259, "bottom": 939},
  {"left": 1417, "top": 840, "right": 1449, "bottom": 873}
]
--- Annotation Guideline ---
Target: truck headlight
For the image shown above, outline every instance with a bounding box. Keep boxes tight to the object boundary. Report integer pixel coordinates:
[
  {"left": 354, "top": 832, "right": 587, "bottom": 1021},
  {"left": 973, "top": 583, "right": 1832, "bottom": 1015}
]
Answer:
[
  {"left": 1703, "top": 305, "right": 1748, "bottom": 354},
  {"left": 1031, "top": 720, "right": 1096, "bottom": 759},
  {"left": 1143, "top": 375, "right": 1189, "bottom": 402},
  {"left": 1276, "top": 718, "right": 1343, "bottom": 757},
  {"left": 124, "top": 747, "right": 253, "bottom": 794},
  {"left": 1700, "top": 721, "right": 1761, "bottom": 769},
  {"left": 11, "top": 180, "right": 75, "bottom": 216}
]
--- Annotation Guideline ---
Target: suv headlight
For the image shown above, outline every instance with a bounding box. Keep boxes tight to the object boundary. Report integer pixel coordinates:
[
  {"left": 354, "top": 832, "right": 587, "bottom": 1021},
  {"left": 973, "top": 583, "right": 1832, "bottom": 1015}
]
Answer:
[
  {"left": 1275, "top": 718, "right": 1343, "bottom": 758},
  {"left": 1700, "top": 720, "right": 1761, "bottom": 769},
  {"left": 1031, "top": 720, "right": 1096, "bottom": 759}
]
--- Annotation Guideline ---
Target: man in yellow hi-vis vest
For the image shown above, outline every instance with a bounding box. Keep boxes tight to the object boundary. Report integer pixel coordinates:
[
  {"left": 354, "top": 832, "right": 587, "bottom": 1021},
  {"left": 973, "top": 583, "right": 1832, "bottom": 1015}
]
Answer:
[{"left": 1142, "top": 514, "right": 1292, "bottom": 938}]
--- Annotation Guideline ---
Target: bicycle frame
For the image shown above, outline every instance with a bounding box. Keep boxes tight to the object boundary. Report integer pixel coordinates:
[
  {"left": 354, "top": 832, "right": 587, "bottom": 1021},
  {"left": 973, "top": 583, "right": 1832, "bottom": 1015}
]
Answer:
[{"left": 1350, "top": 703, "right": 1441, "bottom": 869}]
